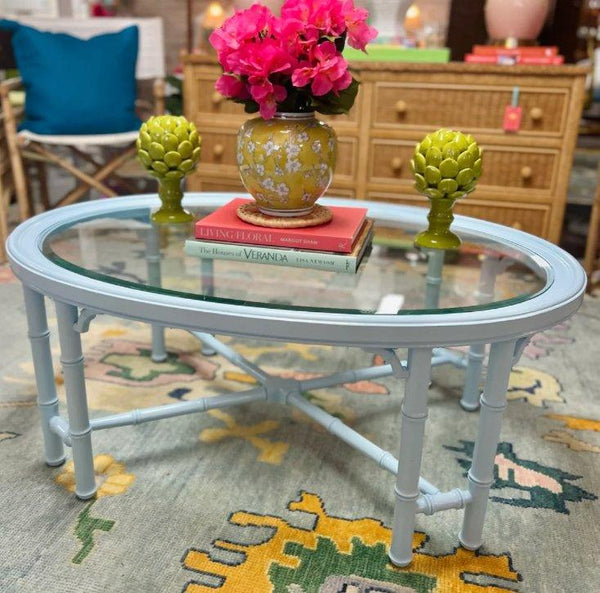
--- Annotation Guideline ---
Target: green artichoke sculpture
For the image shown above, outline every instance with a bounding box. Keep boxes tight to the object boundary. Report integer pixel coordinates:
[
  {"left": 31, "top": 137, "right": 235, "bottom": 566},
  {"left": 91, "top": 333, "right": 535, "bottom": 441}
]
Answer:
[
  {"left": 137, "top": 115, "right": 202, "bottom": 223},
  {"left": 410, "top": 129, "right": 483, "bottom": 249}
]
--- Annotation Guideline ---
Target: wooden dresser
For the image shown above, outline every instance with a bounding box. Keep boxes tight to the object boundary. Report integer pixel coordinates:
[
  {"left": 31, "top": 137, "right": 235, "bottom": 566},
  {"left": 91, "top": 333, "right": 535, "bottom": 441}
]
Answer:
[{"left": 183, "top": 55, "right": 587, "bottom": 242}]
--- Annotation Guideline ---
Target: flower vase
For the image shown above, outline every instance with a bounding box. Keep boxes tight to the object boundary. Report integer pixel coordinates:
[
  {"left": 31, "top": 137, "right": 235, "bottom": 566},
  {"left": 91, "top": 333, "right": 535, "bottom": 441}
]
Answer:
[
  {"left": 237, "top": 112, "right": 337, "bottom": 217},
  {"left": 414, "top": 197, "right": 462, "bottom": 250},
  {"left": 153, "top": 177, "right": 193, "bottom": 224}
]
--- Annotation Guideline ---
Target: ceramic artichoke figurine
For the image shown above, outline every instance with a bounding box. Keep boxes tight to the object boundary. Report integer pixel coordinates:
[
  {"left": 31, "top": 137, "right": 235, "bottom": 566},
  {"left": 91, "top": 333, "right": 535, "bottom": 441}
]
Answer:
[
  {"left": 410, "top": 129, "right": 482, "bottom": 249},
  {"left": 137, "top": 115, "right": 202, "bottom": 223}
]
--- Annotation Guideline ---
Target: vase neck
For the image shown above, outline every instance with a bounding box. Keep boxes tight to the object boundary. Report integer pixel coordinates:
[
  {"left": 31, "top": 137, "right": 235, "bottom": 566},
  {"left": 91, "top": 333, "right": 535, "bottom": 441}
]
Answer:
[{"left": 273, "top": 112, "right": 315, "bottom": 120}]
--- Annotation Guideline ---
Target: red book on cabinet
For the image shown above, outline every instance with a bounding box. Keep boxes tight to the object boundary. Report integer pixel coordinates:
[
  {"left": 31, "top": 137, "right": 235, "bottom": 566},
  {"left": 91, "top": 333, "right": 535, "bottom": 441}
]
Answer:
[
  {"left": 194, "top": 198, "right": 368, "bottom": 253},
  {"left": 471, "top": 45, "right": 559, "bottom": 57}
]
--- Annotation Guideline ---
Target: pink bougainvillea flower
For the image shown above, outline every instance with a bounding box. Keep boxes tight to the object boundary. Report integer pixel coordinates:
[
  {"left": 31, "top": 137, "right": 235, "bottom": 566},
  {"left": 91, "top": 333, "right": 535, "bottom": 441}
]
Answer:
[
  {"left": 209, "top": 4, "right": 276, "bottom": 66},
  {"left": 215, "top": 74, "right": 250, "bottom": 100},
  {"left": 250, "top": 79, "right": 287, "bottom": 119},
  {"left": 281, "top": 0, "right": 346, "bottom": 38},
  {"left": 341, "top": 0, "right": 378, "bottom": 51},
  {"left": 292, "top": 41, "right": 352, "bottom": 96}
]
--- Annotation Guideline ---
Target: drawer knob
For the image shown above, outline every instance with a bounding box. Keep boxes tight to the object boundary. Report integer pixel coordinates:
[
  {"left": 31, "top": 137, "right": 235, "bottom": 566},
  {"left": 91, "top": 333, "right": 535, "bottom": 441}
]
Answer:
[
  {"left": 391, "top": 157, "right": 403, "bottom": 172},
  {"left": 512, "top": 221, "right": 523, "bottom": 230},
  {"left": 213, "top": 144, "right": 225, "bottom": 157},
  {"left": 530, "top": 107, "right": 543, "bottom": 121},
  {"left": 521, "top": 166, "right": 533, "bottom": 180},
  {"left": 395, "top": 100, "right": 408, "bottom": 115},
  {"left": 211, "top": 92, "right": 223, "bottom": 106}
]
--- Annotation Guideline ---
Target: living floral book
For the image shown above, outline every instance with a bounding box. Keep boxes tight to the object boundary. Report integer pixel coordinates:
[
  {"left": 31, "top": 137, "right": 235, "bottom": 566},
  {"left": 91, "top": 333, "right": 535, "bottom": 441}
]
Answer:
[
  {"left": 185, "top": 219, "right": 374, "bottom": 274},
  {"left": 194, "top": 198, "right": 368, "bottom": 253}
]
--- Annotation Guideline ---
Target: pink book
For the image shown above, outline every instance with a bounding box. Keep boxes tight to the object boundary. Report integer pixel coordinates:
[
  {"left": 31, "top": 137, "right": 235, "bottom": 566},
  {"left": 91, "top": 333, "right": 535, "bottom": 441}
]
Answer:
[{"left": 194, "top": 198, "right": 368, "bottom": 253}]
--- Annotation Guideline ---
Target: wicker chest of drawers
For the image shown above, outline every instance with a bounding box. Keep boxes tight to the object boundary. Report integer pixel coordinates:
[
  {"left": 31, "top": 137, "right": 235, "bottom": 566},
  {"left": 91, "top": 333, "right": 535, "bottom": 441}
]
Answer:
[{"left": 183, "top": 55, "right": 587, "bottom": 241}]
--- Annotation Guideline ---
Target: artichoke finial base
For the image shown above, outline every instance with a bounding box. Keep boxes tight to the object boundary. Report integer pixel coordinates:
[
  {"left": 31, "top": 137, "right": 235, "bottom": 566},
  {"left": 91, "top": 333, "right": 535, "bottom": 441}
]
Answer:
[
  {"left": 414, "top": 197, "right": 462, "bottom": 250},
  {"left": 152, "top": 177, "right": 194, "bottom": 225}
]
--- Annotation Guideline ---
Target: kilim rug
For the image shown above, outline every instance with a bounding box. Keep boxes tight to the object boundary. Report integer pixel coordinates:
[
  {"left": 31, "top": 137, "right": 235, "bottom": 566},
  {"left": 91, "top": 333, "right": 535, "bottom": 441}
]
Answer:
[{"left": 1, "top": 263, "right": 599, "bottom": 593}]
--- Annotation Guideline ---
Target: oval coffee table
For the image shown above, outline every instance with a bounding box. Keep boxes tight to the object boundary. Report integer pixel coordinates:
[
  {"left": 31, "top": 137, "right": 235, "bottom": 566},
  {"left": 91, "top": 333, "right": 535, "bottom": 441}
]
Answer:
[{"left": 6, "top": 193, "right": 586, "bottom": 566}]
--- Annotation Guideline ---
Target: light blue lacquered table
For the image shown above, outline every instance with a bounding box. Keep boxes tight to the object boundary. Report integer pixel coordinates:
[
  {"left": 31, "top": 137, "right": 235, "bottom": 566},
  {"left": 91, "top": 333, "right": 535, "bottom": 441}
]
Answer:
[{"left": 6, "top": 193, "right": 586, "bottom": 566}]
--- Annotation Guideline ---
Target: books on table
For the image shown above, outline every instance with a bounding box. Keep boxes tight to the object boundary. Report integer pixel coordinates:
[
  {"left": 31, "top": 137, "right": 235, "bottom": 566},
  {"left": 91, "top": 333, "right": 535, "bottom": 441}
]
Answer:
[
  {"left": 185, "top": 198, "right": 373, "bottom": 273},
  {"left": 465, "top": 45, "right": 564, "bottom": 65}
]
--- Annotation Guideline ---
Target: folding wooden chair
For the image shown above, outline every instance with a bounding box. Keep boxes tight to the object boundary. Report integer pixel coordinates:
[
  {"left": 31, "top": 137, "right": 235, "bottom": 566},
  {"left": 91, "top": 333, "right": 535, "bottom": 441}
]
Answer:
[{"left": 0, "top": 17, "right": 166, "bottom": 216}]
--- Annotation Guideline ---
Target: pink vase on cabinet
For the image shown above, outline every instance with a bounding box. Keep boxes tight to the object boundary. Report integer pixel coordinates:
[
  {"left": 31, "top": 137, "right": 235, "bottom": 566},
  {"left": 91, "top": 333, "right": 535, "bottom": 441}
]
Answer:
[{"left": 485, "top": 0, "right": 551, "bottom": 44}]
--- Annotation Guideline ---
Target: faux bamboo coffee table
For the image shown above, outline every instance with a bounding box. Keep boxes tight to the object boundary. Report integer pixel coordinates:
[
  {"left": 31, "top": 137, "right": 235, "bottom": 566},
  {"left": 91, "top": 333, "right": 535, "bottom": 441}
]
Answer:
[{"left": 7, "top": 193, "right": 586, "bottom": 566}]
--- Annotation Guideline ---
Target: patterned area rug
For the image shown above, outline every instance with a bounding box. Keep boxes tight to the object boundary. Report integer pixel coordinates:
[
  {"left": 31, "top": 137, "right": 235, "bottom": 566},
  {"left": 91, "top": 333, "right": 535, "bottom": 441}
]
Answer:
[{"left": 1, "top": 264, "right": 599, "bottom": 593}]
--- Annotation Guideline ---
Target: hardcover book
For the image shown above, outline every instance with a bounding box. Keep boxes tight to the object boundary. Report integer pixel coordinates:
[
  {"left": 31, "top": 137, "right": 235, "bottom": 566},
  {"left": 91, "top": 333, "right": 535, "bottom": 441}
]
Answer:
[
  {"left": 465, "top": 53, "right": 564, "bottom": 65},
  {"left": 194, "top": 198, "right": 368, "bottom": 254},
  {"left": 471, "top": 45, "right": 558, "bottom": 57},
  {"left": 185, "top": 219, "right": 374, "bottom": 274}
]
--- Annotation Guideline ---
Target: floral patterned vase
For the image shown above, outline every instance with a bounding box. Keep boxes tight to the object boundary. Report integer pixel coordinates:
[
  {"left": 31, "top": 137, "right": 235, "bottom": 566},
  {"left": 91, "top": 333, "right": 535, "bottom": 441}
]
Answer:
[{"left": 237, "top": 112, "right": 337, "bottom": 217}]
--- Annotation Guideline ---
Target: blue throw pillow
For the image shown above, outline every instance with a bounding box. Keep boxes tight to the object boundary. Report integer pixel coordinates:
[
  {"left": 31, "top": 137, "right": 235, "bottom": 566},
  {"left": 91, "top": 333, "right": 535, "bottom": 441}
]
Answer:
[{"left": 0, "top": 20, "right": 141, "bottom": 135}]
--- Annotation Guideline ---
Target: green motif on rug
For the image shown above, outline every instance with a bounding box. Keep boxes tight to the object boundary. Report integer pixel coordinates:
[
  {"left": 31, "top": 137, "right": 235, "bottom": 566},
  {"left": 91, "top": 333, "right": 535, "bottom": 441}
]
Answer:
[
  {"left": 72, "top": 502, "right": 115, "bottom": 564},
  {"left": 269, "top": 537, "right": 435, "bottom": 593},
  {"left": 182, "top": 491, "right": 521, "bottom": 593},
  {"left": 101, "top": 348, "right": 196, "bottom": 382},
  {"left": 446, "top": 440, "right": 597, "bottom": 514}
]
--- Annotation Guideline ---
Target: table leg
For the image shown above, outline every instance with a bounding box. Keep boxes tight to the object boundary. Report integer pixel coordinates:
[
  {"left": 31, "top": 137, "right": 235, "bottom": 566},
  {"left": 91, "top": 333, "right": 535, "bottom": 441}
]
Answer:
[
  {"left": 459, "top": 339, "right": 515, "bottom": 550},
  {"left": 460, "top": 343, "right": 486, "bottom": 411},
  {"left": 146, "top": 224, "right": 167, "bottom": 362},
  {"left": 389, "top": 347, "right": 433, "bottom": 567},
  {"left": 199, "top": 258, "right": 216, "bottom": 357},
  {"left": 55, "top": 300, "right": 96, "bottom": 499},
  {"left": 23, "top": 286, "right": 65, "bottom": 467},
  {"left": 460, "top": 255, "right": 505, "bottom": 411}
]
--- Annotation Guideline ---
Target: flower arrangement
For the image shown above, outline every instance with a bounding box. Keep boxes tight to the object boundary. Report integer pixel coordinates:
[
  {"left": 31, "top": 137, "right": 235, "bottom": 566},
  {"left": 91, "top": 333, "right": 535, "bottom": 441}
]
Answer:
[{"left": 209, "top": 0, "right": 377, "bottom": 119}]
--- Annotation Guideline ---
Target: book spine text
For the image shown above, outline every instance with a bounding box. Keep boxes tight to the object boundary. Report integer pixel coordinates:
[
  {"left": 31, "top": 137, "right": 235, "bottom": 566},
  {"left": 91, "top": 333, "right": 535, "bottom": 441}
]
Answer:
[
  {"left": 184, "top": 241, "right": 357, "bottom": 273},
  {"left": 194, "top": 225, "right": 351, "bottom": 253}
]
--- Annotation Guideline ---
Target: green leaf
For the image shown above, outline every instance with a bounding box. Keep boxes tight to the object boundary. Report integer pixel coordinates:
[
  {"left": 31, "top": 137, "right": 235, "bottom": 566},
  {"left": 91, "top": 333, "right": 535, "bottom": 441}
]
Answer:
[{"left": 313, "top": 78, "right": 360, "bottom": 115}]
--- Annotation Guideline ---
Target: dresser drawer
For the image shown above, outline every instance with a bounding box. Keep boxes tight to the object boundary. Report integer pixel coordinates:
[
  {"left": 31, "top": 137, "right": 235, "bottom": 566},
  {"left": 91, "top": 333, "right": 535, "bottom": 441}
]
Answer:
[
  {"left": 335, "top": 136, "right": 358, "bottom": 182},
  {"left": 188, "top": 175, "right": 245, "bottom": 193},
  {"left": 197, "top": 130, "right": 239, "bottom": 170},
  {"left": 372, "top": 82, "right": 568, "bottom": 136},
  {"left": 189, "top": 74, "right": 246, "bottom": 121},
  {"left": 367, "top": 139, "right": 557, "bottom": 197},
  {"left": 368, "top": 192, "right": 551, "bottom": 237}
]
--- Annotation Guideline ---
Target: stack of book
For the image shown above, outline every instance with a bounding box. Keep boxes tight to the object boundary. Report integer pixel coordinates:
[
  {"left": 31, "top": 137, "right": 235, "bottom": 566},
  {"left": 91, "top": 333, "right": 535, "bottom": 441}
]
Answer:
[
  {"left": 465, "top": 45, "right": 564, "bottom": 65},
  {"left": 184, "top": 198, "right": 373, "bottom": 273}
]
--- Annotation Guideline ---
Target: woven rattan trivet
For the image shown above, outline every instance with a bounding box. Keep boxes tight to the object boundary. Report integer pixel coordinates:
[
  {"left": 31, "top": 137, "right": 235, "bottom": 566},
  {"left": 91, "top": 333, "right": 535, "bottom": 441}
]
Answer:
[{"left": 236, "top": 202, "right": 332, "bottom": 228}]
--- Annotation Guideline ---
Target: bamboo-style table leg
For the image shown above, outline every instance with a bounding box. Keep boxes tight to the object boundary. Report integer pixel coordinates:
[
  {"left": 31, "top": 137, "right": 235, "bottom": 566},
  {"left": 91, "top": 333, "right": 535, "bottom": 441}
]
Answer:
[
  {"left": 146, "top": 223, "right": 167, "bottom": 362},
  {"left": 389, "top": 347, "right": 433, "bottom": 567},
  {"left": 23, "top": 286, "right": 65, "bottom": 467},
  {"left": 460, "top": 255, "right": 511, "bottom": 411},
  {"left": 55, "top": 301, "right": 96, "bottom": 499},
  {"left": 199, "top": 258, "right": 217, "bottom": 356},
  {"left": 459, "top": 339, "right": 516, "bottom": 550}
]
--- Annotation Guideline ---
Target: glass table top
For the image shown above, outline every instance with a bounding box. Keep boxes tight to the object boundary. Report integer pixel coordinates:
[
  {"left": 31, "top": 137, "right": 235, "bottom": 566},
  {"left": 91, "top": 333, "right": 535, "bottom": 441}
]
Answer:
[{"left": 42, "top": 204, "right": 549, "bottom": 316}]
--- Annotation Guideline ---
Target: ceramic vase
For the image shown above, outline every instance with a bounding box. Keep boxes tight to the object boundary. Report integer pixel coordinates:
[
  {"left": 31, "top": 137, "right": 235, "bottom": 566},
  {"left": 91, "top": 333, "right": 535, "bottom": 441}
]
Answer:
[
  {"left": 237, "top": 112, "right": 337, "bottom": 217},
  {"left": 414, "top": 196, "right": 462, "bottom": 250},
  {"left": 484, "top": 0, "right": 550, "bottom": 44}
]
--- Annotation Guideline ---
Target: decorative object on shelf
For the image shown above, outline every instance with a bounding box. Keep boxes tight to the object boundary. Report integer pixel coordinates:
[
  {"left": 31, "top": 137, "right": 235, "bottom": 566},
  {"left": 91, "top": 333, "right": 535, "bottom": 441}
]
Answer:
[
  {"left": 484, "top": 0, "right": 551, "bottom": 47},
  {"left": 136, "top": 115, "right": 202, "bottom": 224},
  {"left": 209, "top": 0, "right": 377, "bottom": 218},
  {"left": 410, "top": 129, "right": 482, "bottom": 250}
]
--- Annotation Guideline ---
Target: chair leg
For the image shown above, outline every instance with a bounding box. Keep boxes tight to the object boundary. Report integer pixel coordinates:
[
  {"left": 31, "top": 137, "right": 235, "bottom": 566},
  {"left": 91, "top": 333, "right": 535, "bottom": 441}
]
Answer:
[
  {"left": 54, "top": 145, "right": 137, "bottom": 208},
  {"left": 70, "top": 146, "right": 138, "bottom": 194},
  {"left": 1, "top": 98, "right": 30, "bottom": 220},
  {"left": 35, "top": 161, "right": 51, "bottom": 211},
  {"left": 583, "top": 190, "right": 600, "bottom": 281},
  {"left": 25, "top": 142, "right": 120, "bottom": 199}
]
